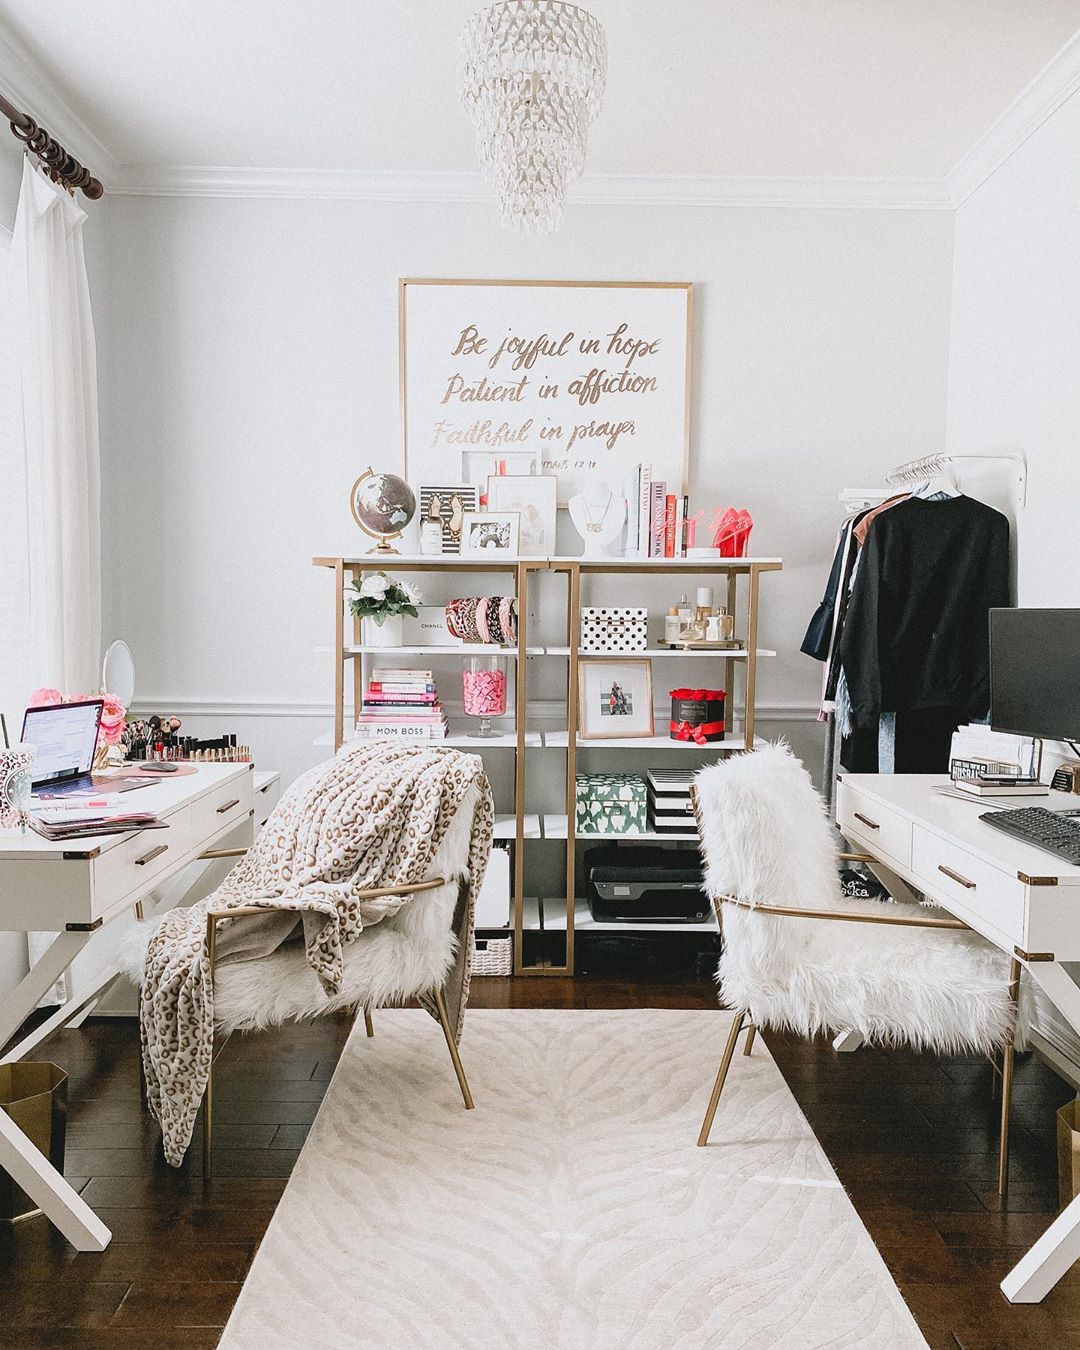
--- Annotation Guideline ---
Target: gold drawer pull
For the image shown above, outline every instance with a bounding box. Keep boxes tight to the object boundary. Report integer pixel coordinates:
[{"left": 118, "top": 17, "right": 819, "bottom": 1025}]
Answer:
[
  {"left": 134, "top": 844, "right": 168, "bottom": 867},
  {"left": 216, "top": 799, "right": 241, "bottom": 814},
  {"left": 853, "top": 812, "right": 880, "bottom": 831},
  {"left": 938, "top": 864, "right": 976, "bottom": 890}
]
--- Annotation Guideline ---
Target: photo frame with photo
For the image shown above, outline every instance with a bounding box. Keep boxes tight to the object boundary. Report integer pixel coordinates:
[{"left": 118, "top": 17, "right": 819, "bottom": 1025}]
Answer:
[
  {"left": 462, "top": 511, "right": 520, "bottom": 557},
  {"left": 417, "top": 484, "right": 478, "bottom": 554},
  {"left": 486, "top": 475, "right": 558, "bottom": 556},
  {"left": 578, "top": 659, "right": 654, "bottom": 739}
]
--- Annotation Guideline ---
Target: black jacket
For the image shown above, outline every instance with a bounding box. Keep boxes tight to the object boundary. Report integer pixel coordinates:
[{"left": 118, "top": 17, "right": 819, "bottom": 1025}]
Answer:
[{"left": 839, "top": 495, "right": 1010, "bottom": 727}]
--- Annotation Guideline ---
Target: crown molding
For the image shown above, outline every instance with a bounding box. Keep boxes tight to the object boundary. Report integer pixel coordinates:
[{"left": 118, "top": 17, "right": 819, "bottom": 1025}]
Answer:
[
  {"left": 0, "top": 19, "right": 117, "bottom": 183},
  {"left": 107, "top": 164, "right": 952, "bottom": 210},
  {"left": 947, "top": 29, "right": 1080, "bottom": 206}
]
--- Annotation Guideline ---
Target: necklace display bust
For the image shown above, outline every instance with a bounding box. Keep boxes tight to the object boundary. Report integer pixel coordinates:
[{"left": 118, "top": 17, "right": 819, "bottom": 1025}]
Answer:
[{"left": 568, "top": 481, "right": 627, "bottom": 557}]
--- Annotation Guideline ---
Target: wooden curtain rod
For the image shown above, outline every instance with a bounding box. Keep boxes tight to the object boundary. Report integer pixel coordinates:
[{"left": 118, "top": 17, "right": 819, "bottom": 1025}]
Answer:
[{"left": 0, "top": 89, "right": 103, "bottom": 199}]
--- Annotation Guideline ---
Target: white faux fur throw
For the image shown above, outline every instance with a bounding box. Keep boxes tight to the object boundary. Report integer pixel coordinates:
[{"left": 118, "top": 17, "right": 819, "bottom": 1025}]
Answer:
[
  {"left": 694, "top": 742, "right": 1032, "bottom": 1056},
  {"left": 139, "top": 743, "right": 493, "bottom": 1165}
]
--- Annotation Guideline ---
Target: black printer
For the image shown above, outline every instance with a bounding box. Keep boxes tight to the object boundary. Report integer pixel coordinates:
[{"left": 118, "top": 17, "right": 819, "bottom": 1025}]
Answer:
[{"left": 583, "top": 844, "right": 709, "bottom": 924}]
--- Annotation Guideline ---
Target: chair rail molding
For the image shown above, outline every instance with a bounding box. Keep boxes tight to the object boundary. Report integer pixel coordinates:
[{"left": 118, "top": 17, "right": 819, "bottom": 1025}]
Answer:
[
  {"left": 106, "top": 166, "right": 953, "bottom": 210},
  {"left": 131, "top": 697, "right": 820, "bottom": 723},
  {"left": 947, "top": 28, "right": 1080, "bottom": 207}
]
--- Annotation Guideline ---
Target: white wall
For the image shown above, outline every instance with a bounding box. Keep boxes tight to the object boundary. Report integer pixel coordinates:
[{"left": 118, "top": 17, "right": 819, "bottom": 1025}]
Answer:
[
  {"left": 947, "top": 86, "right": 1080, "bottom": 773},
  {"left": 97, "top": 195, "right": 954, "bottom": 785},
  {"left": 947, "top": 90, "right": 1080, "bottom": 605}
]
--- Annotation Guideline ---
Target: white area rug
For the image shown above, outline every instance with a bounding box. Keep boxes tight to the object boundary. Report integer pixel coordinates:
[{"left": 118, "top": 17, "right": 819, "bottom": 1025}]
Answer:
[{"left": 220, "top": 1009, "right": 927, "bottom": 1350}]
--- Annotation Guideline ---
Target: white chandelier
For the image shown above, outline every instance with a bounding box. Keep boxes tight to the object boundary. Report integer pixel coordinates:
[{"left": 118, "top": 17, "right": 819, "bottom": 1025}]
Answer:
[{"left": 460, "top": 1, "right": 607, "bottom": 236}]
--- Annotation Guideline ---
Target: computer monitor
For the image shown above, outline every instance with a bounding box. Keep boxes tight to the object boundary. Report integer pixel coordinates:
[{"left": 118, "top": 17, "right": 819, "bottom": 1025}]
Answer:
[
  {"left": 21, "top": 700, "right": 104, "bottom": 788},
  {"left": 990, "top": 609, "right": 1080, "bottom": 743}
]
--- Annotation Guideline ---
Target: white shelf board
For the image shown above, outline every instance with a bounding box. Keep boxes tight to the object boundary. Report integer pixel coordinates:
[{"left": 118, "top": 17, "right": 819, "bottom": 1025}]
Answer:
[
  {"left": 541, "top": 814, "right": 697, "bottom": 842},
  {"left": 522, "top": 896, "right": 716, "bottom": 934},
  {"left": 543, "top": 647, "right": 775, "bottom": 659},
  {"left": 547, "top": 556, "right": 782, "bottom": 568},
  {"left": 337, "top": 644, "right": 544, "bottom": 657},
  {"left": 495, "top": 814, "right": 540, "bottom": 840},
  {"left": 314, "top": 727, "right": 542, "bottom": 749},
  {"left": 546, "top": 731, "right": 753, "bottom": 751}
]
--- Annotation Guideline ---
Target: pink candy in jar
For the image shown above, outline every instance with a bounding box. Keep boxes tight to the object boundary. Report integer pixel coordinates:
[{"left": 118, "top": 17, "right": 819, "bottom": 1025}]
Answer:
[{"left": 463, "top": 656, "right": 507, "bottom": 737}]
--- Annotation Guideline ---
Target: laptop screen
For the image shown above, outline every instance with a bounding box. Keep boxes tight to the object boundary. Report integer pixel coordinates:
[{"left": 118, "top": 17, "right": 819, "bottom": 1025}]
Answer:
[{"left": 22, "top": 700, "right": 104, "bottom": 787}]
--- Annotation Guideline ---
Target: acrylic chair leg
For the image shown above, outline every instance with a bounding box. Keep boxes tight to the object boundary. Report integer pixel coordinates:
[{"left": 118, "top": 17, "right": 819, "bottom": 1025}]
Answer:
[
  {"left": 698, "top": 1012, "right": 745, "bottom": 1147},
  {"left": 432, "top": 986, "right": 474, "bottom": 1111},
  {"left": 364, "top": 1008, "right": 374, "bottom": 1038},
  {"left": 202, "top": 1058, "right": 214, "bottom": 1183},
  {"left": 743, "top": 1023, "right": 757, "bottom": 1057},
  {"left": 998, "top": 956, "right": 1022, "bottom": 1196}
]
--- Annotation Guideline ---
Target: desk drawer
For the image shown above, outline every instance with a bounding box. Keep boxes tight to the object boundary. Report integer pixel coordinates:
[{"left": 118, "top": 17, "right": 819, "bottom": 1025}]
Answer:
[
  {"left": 94, "top": 823, "right": 179, "bottom": 908},
  {"left": 837, "top": 782, "right": 912, "bottom": 868},
  {"left": 190, "top": 773, "right": 253, "bottom": 841},
  {"left": 911, "top": 825, "right": 1026, "bottom": 945}
]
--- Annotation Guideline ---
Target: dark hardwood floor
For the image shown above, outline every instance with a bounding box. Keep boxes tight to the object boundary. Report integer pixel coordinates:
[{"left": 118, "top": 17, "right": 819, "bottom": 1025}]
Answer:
[{"left": 2, "top": 978, "right": 1079, "bottom": 1348}]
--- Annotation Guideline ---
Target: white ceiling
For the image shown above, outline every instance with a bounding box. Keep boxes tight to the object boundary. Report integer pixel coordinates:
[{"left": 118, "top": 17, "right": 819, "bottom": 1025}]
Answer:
[{"left": 0, "top": 0, "right": 1077, "bottom": 183}]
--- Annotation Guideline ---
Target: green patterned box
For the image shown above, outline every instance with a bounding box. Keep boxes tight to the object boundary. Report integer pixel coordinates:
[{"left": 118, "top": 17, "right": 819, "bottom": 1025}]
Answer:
[{"left": 575, "top": 773, "right": 648, "bottom": 834}]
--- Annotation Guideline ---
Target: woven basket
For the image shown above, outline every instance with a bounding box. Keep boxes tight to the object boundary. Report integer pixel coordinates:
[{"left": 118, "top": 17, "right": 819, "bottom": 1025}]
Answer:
[{"left": 471, "top": 935, "right": 513, "bottom": 977}]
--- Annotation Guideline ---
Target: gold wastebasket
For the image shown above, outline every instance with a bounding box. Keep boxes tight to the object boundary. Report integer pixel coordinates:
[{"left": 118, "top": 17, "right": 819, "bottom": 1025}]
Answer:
[
  {"left": 1058, "top": 1099, "right": 1080, "bottom": 1209},
  {"left": 0, "top": 1062, "right": 68, "bottom": 1223}
]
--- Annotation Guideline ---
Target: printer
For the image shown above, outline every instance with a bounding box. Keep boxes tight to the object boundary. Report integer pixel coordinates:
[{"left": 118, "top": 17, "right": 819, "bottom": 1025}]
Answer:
[{"left": 583, "top": 844, "right": 710, "bottom": 924}]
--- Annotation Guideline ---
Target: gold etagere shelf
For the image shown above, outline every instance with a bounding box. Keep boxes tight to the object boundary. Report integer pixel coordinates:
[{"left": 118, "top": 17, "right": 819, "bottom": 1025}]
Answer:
[{"left": 314, "top": 554, "right": 781, "bottom": 977}]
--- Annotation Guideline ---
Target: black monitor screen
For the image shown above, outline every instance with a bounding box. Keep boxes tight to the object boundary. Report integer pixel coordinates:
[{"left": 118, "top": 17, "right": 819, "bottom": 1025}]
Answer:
[{"left": 990, "top": 609, "right": 1080, "bottom": 743}]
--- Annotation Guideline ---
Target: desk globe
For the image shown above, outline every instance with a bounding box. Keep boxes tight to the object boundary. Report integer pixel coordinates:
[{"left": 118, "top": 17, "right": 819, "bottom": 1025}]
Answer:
[{"left": 349, "top": 470, "right": 416, "bottom": 554}]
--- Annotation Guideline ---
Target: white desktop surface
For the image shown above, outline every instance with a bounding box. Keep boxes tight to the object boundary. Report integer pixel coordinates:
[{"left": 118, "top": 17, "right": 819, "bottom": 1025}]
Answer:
[{"left": 4, "top": 762, "right": 249, "bottom": 859}]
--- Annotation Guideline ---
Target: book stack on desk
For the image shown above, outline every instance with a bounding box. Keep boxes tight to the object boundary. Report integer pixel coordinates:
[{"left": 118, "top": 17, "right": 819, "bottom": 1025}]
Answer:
[
  {"left": 28, "top": 808, "right": 167, "bottom": 841},
  {"left": 354, "top": 669, "right": 448, "bottom": 742}
]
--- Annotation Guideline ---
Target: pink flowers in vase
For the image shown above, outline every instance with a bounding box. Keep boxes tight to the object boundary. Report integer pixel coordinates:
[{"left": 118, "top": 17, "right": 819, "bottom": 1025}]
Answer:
[{"left": 27, "top": 687, "right": 128, "bottom": 750}]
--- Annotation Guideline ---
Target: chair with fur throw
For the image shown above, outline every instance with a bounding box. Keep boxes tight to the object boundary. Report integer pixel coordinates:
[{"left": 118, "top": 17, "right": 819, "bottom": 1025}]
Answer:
[
  {"left": 126, "top": 746, "right": 491, "bottom": 1178},
  {"left": 691, "top": 742, "right": 1032, "bottom": 1194}
]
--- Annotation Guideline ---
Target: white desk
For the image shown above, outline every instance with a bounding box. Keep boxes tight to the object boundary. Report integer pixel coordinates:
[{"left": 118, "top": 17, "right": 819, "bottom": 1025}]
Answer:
[
  {"left": 0, "top": 763, "right": 257, "bottom": 1251},
  {"left": 839, "top": 773, "right": 1080, "bottom": 1305}
]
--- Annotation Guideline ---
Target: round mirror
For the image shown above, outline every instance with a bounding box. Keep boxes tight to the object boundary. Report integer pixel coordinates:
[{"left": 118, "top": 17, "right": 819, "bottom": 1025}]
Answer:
[{"left": 102, "top": 639, "right": 135, "bottom": 707}]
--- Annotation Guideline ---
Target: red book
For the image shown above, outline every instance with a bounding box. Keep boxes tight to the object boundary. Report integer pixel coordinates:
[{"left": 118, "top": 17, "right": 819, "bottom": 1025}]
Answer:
[{"left": 663, "top": 495, "right": 677, "bottom": 558}]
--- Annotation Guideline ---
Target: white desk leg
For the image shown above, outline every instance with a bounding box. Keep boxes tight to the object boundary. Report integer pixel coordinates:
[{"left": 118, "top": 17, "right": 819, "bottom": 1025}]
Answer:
[
  {"left": 833, "top": 1029, "right": 864, "bottom": 1053},
  {"left": 0, "top": 1103, "right": 110, "bottom": 1251},
  {"left": 995, "top": 960, "right": 1080, "bottom": 1302},
  {"left": 1002, "top": 1193, "right": 1080, "bottom": 1303},
  {"left": 0, "top": 929, "right": 89, "bottom": 1050}
]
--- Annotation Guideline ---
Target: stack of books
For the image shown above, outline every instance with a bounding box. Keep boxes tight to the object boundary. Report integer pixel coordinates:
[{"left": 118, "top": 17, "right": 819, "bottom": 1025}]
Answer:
[
  {"left": 625, "top": 463, "right": 690, "bottom": 558},
  {"left": 354, "top": 668, "right": 449, "bottom": 742}
]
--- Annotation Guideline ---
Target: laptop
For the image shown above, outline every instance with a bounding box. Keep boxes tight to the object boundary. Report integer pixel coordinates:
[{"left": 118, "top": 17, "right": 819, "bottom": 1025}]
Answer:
[{"left": 22, "top": 699, "right": 105, "bottom": 797}]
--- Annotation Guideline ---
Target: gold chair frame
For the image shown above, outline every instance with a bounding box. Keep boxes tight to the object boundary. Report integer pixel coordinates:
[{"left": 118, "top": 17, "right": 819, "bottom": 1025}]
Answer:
[
  {"left": 688, "top": 787, "right": 1022, "bottom": 1195},
  {"left": 196, "top": 849, "right": 474, "bottom": 1181}
]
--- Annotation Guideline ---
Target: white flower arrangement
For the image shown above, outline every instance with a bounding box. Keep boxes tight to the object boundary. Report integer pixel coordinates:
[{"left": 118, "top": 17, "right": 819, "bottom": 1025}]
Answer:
[{"left": 347, "top": 572, "right": 422, "bottom": 626}]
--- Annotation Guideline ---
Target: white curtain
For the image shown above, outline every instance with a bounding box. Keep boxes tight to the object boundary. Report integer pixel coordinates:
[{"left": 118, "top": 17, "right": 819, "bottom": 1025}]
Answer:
[
  {"left": 12, "top": 157, "right": 103, "bottom": 1005},
  {"left": 12, "top": 156, "right": 101, "bottom": 695}
]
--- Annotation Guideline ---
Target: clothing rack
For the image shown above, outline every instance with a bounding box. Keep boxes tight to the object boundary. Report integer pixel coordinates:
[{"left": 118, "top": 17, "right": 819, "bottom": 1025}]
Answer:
[
  {"left": 0, "top": 87, "right": 103, "bottom": 199},
  {"left": 885, "top": 452, "right": 1027, "bottom": 507}
]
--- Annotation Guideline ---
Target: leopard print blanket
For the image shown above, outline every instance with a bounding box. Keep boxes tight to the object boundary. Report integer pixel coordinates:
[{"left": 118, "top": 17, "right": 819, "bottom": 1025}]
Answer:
[{"left": 140, "top": 743, "right": 494, "bottom": 1165}]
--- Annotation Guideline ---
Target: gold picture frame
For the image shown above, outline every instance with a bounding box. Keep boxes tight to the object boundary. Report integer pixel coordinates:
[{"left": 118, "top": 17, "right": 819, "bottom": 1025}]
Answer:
[{"left": 577, "top": 658, "right": 655, "bottom": 739}]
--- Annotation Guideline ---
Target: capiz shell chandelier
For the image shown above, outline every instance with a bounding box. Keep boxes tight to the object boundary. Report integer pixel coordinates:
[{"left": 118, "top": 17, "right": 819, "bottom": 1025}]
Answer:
[{"left": 460, "top": 1, "right": 607, "bottom": 235}]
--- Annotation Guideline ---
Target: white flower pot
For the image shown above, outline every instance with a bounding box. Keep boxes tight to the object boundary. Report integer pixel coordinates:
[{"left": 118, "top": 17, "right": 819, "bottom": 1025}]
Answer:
[{"left": 364, "top": 614, "right": 403, "bottom": 648}]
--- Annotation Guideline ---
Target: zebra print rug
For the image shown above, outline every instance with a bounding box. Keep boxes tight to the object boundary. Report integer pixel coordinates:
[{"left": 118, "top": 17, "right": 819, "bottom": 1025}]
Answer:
[{"left": 220, "top": 1008, "right": 926, "bottom": 1349}]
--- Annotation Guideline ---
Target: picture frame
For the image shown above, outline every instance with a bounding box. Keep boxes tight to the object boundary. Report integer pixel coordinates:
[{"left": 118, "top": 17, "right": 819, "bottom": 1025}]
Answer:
[
  {"left": 462, "top": 511, "right": 520, "bottom": 557},
  {"left": 464, "top": 449, "right": 539, "bottom": 505},
  {"left": 417, "top": 484, "right": 478, "bottom": 554},
  {"left": 578, "top": 658, "right": 654, "bottom": 739},
  {"left": 399, "top": 279, "right": 692, "bottom": 505},
  {"left": 487, "top": 474, "right": 558, "bottom": 556}
]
